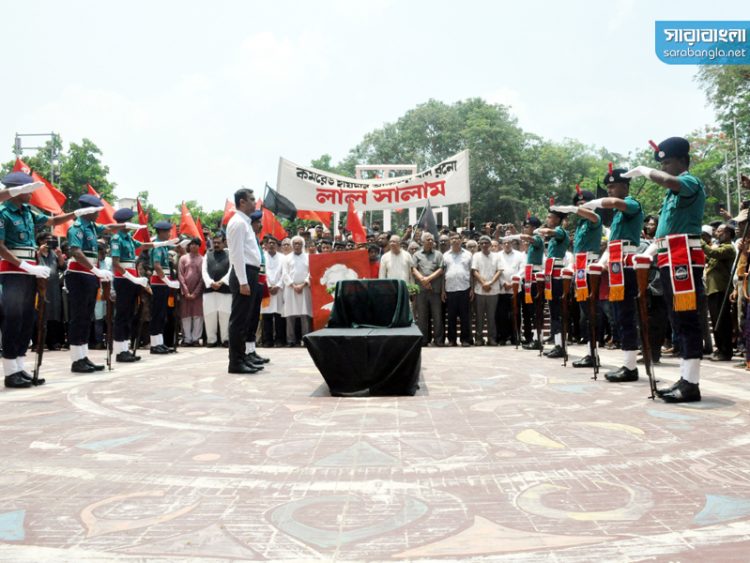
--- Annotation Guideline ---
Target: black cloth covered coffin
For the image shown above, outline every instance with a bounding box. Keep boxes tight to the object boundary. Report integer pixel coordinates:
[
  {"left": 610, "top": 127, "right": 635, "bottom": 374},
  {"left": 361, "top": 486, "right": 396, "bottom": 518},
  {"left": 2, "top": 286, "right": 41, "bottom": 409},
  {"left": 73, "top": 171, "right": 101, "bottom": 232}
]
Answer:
[{"left": 327, "top": 279, "right": 413, "bottom": 329}]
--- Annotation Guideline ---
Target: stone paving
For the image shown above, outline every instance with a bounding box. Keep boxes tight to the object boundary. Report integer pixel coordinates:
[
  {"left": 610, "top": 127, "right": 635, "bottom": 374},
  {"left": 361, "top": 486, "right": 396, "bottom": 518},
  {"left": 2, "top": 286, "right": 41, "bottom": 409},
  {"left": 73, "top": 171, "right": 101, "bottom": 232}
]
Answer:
[{"left": 1, "top": 342, "right": 750, "bottom": 562}]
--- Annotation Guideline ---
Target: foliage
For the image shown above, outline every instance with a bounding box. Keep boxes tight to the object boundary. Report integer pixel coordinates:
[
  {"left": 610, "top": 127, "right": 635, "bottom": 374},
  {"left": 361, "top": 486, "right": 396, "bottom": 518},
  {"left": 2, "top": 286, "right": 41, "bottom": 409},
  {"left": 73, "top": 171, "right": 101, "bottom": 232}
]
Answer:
[{"left": 696, "top": 65, "right": 750, "bottom": 158}]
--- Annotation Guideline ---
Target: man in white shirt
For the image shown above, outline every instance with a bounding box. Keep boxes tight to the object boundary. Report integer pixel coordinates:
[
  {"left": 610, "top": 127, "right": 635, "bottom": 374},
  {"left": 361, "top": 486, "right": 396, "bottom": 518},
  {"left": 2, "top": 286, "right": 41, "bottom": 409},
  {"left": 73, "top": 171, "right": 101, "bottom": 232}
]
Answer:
[
  {"left": 282, "top": 235, "right": 312, "bottom": 346},
  {"left": 201, "top": 233, "right": 231, "bottom": 347},
  {"left": 379, "top": 235, "right": 414, "bottom": 283},
  {"left": 226, "top": 188, "right": 262, "bottom": 374},
  {"left": 442, "top": 234, "right": 473, "bottom": 346},
  {"left": 260, "top": 235, "right": 285, "bottom": 347},
  {"left": 471, "top": 236, "right": 501, "bottom": 345},
  {"left": 496, "top": 235, "right": 526, "bottom": 345}
]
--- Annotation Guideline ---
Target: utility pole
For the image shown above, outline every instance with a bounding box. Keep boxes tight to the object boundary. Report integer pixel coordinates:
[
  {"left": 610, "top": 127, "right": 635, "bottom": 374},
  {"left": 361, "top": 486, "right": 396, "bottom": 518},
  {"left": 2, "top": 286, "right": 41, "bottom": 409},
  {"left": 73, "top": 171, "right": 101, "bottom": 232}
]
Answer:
[{"left": 13, "top": 132, "right": 60, "bottom": 182}]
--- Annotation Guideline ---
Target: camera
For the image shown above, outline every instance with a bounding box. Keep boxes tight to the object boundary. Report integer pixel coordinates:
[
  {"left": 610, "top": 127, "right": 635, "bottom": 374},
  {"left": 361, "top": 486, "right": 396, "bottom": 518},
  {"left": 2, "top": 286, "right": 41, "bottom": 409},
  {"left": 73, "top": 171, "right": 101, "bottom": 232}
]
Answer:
[{"left": 47, "top": 239, "right": 58, "bottom": 249}]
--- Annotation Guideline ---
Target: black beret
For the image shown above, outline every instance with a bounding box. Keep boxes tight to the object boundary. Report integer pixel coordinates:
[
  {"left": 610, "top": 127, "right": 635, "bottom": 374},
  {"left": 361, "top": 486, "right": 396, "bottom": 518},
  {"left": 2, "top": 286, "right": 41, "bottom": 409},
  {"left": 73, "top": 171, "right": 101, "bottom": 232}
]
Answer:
[
  {"left": 154, "top": 220, "right": 173, "bottom": 231},
  {"left": 78, "top": 194, "right": 102, "bottom": 207},
  {"left": 113, "top": 208, "right": 135, "bottom": 222},
  {"left": 549, "top": 208, "right": 568, "bottom": 220},
  {"left": 653, "top": 137, "right": 690, "bottom": 162},
  {"left": 523, "top": 216, "right": 542, "bottom": 228},
  {"left": 249, "top": 210, "right": 263, "bottom": 222},
  {"left": 1, "top": 171, "right": 33, "bottom": 187},
  {"left": 572, "top": 189, "right": 595, "bottom": 205},
  {"left": 603, "top": 168, "right": 631, "bottom": 186}
]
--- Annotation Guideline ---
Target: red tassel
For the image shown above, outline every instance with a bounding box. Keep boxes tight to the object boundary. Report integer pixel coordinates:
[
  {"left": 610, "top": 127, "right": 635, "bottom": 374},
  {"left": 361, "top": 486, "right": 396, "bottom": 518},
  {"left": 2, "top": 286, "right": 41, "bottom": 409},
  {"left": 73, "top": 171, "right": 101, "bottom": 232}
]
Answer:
[
  {"left": 549, "top": 197, "right": 555, "bottom": 206},
  {"left": 526, "top": 210, "right": 531, "bottom": 220},
  {"left": 648, "top": 139, "right": 660, "bottom": 151},
  {"left": 575, "top": 183, "right": 582, "bottom": 196},
  {"left": 608, "top": 162, "right": 614, "bottom": 174}
]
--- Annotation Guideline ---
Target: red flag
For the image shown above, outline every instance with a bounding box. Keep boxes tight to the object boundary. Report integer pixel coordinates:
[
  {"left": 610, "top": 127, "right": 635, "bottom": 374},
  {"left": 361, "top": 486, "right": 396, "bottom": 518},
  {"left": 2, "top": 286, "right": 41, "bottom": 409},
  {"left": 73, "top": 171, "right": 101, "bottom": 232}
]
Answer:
[
  {"left": 345, "top": 199, "right": 367, "bottom": 244},
  {"left": 195, "top": 217, "right": 207, "bottom": 255},
  {"left": 179, "top": 201, "right": 206, "bottom": 254},
  {"left": 13, "top": 158, "right": 66, "bottom": 214},
  {"left": 53, "top": 218, "right": 73, "bottom": 237},
  {"left": 87, "top": 184, "right": 116, "bottom": 224},
  {"left": 260, "top": 207, "right": 287, "bottom": 242},
  {"left": 137, "top": 198, "right": 149, "bottom": 224},
  {"left": 133, "top": 198, "right": 151, "bottom": 250},
  {"left": 221, "top": 199, "right": 236, "bottom": 225},
  {"left": 297, "top": 209, "right": 333, "bottom": 226},
  {"left": 169, "top": 224, "right": 178, "bottom": 240}
]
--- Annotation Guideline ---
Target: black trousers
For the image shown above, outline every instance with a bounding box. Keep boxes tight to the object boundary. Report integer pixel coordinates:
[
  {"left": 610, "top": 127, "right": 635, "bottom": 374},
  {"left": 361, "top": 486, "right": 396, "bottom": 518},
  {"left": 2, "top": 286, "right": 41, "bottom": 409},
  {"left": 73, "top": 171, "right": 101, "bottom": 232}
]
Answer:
[
  {"left": 549, "top": 278, "right": 563, "bottom": 336},
  {"left": 113, "top": 277, "right": 138, "bottom": 342},
  {"left": 150, "top": 285, "right": 169, "bottom": 336},
  {"left": 446, "top": 288, "right": 471, "bottom": 344},
  {"left": 522, "top": 285, "right": 536, "bottom": 342},
  {"left": 66, "top": 271, "right": 99, "bottom": 346},
  {"left": 609, "top": 268, "right": 639, "bottom": 351},
  {"left": 1, "top": 274, "right": 37, "bottom": 360},
  {"left": 228, "top": 265, "right": 259, "bottom": 364},
  {"left": 262, "top": 313, "right": 286, "bottom": 346},
  {"left": 496, "top": 294, "right": 514, "bottom": 343},
  {"left": 246, "top": 281, "right": 263, "bottom": 344},
  {"left": 659, "top": 265, "right": 705, "bottom": 360},
  {"left": 708, "top": 291, "right": 733, "bottom": 357},
  {"left": 647, "top": 293, "right": 667, "bottom": 362}
]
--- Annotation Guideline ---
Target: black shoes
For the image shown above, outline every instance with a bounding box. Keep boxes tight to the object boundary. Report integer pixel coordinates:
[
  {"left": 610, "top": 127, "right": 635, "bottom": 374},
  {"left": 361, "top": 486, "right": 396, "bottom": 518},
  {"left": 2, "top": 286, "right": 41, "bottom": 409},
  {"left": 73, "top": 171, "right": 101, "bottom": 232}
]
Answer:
[
  {"left": 228, "top": 362, "right": 260, "bottom": 374},
  {"left": 150, "top": 345, "right": 172, "bottom": 355},
  {"left": 522, "top": 340, "right": 542, "bottom": 351},
  {"left": 20, "top": 371, "right": 45, "bottom": 386},
  {"left": 243, "top": 355, "right": 265, "bottom": 370},
  {"left": 72, "top": 359, "right": 95, "bottom": 373},
  {"left": 116, "top": 351, "right": 141, "bottom": 363},
  {"left": 604, "top": 366, "right": 639, "bottom": 382},
  {"left": 247, "top": 351, "right": 270, "bottom": 364},
  {"left": 83, "top": 357, "right": 105, "bottom": 371},
  {"left": 545, "top": 345, "right": 564, "bottom": 359},
  {"left": 572, "top": 355, "right": 596, "bottom": 368},
  {"left": 5, "top": 372, "right": 32, "bottom": 388},
  {"left": 660, "top": 379, "right": 701, "bottom": 403},
  {"left": 708, "top": 353, "right": 732, "bottom": 362},
  {"left": 206, "top": 341, "right": 219, "bottom": 348}
]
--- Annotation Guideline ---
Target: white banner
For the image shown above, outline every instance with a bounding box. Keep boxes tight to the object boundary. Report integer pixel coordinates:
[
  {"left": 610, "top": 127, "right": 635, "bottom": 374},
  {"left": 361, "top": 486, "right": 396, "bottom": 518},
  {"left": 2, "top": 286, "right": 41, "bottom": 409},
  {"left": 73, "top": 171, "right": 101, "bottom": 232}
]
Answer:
[{"left": 276, "top": 150, "right": 470, "bottom": 211}]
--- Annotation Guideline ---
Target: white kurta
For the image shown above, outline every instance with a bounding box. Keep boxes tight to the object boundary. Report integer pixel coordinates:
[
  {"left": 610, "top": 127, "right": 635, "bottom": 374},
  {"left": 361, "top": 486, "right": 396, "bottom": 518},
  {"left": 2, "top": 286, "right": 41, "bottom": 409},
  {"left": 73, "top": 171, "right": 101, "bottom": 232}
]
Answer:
[
  {"left": 261, "top": 250, "right": 284, "bottom": 315},
  {"left": 282, "top": 252, "right": 312, "bottom": 317}
]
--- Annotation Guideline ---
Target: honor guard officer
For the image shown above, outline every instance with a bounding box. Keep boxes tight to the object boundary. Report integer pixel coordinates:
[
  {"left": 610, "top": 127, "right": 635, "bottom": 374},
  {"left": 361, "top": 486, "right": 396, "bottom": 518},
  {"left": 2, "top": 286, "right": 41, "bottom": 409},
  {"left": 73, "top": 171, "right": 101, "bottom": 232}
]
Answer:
[
  {"left": 0, "top": 172, "right": 76, "bottom": 388},
  {"left": 519, "top": 215, "right": 544, "bottom": 350},
  {"left": 536, "top": 207, "right": 571, "bottom": 359},
  {"left": 551, "top": 187, "right": 603, "bottom": 368},
  {"left": 109, "top": 208, "right": 162, "bottom": 362},
  {"left": 582, "top": 167, "right": 644, "bottom": 382},
  {"left": 627, "top": 137, "right": 706, "bottom": 402},
  {"left": 149, "top": 221, "right": 181, "bottom": 354},
  {"left": 66, "top": 193, "right": 120, "bottom": 373}
]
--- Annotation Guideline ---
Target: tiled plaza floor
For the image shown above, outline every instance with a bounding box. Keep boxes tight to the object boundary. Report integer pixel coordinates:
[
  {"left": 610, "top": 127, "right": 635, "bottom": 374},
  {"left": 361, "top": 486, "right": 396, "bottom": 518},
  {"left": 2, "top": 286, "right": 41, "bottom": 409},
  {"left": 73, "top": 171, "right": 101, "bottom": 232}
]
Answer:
[{"left": 1, "top": 342, "right": 750, "bottom": 561}]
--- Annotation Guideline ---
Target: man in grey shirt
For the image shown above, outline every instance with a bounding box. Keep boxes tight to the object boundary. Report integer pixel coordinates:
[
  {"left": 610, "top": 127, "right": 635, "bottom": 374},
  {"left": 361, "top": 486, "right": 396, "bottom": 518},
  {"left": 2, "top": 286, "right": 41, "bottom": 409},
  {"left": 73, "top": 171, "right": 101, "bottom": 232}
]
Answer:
[{"left": 412, "top": 234, "right": 445, "bottom": 346}]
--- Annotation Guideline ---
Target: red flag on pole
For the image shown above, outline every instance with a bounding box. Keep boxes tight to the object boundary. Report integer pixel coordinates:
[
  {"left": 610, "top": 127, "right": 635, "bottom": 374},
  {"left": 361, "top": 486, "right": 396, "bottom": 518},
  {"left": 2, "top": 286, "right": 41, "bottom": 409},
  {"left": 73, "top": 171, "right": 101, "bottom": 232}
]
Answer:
[
  {"left": 221, "top": 199, "right": 236, "bottom": 225},
  {"left": 260, "top": 207, "right": 287, "bottom": 242},
  {"left": 297, "top": 209, "right": 333, "bottom": 226},
  {"left": 13, "top": 158, "right": 66, "bottom": 214},
  {"left": 169, "top": 224, "right": 178, "bottom": 240},
  {"left": 195, "top": 217, "right": 207, "bottom": 255},
  {"left": 87, "top": 184, "right": 116, "bottom": 224},
  {"left": 179, "top": 201, "right": 205, "bottom": 254},
  {"left": 345, "top": 199, "right": 367, "bottom": 244},
  {"left": 133, "top": 198, "right": 151, "bottom": 250}
]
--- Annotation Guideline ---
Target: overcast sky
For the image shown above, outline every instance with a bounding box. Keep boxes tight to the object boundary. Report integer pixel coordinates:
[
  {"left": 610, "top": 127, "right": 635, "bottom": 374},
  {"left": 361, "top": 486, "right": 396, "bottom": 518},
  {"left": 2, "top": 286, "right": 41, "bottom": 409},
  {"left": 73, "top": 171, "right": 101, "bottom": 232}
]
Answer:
[{"left": 1, "top": 0, "right": 744, "bottom": 212}]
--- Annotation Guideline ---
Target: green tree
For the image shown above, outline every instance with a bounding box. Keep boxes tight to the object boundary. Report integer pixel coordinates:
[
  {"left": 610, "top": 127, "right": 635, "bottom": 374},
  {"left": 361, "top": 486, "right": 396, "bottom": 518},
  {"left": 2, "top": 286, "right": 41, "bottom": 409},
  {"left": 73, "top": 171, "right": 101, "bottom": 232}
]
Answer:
[{"left": 696, "top": 65, "right": 750, "bottom": 156}]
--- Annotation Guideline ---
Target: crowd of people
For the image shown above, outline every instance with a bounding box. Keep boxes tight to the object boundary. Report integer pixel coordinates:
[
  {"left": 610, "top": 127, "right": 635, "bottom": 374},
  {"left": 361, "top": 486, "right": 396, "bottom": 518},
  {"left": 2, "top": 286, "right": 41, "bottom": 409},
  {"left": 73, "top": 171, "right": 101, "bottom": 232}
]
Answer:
[{"left": 1, "top": 136, "right": 747, "bottom": 404}]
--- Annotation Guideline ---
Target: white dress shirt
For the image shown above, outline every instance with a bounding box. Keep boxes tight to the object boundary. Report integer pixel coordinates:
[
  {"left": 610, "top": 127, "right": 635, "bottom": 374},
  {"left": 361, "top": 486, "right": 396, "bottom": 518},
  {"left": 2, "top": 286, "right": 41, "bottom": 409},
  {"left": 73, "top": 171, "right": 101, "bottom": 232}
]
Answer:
[
  {"left": 443, "top": 248, "right": 472, "bottom": 292},
  {"left": 261, "top": 250, "right": 285, "bottom": 314},
  {"left": 497, "top": 248, "right": 525, "bottom": 294},
  {"left": 226, "top": 210, "right": 261, "bottom": 285},
  {"left": 471, "top": 251, "right": 501, "bottom": 295},
  {"left": 378, "top": 250, "right": 414, "bottom": 284}
]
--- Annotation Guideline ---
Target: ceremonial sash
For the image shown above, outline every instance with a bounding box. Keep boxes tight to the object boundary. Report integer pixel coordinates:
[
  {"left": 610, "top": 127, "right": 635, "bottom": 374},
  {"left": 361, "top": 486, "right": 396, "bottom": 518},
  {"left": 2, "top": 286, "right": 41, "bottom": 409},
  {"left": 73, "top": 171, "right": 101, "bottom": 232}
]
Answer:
[
  {"left": 524, "top": 264, "right": 534, "bottom": 303},
  {"left": 608, "top": 241, "right": 624, "bottom": 301},
  {"left": 666, "top": 234, "right": 697, "bottom": 312},
  {"left": 544, "top": 257, "right": 554, "bottom": 300},
  {"left": 574, "top": 252, "right": 588, "bottom": 301},
  {"left": 0, "top": 259, "right": 38, "bottom": 274}
]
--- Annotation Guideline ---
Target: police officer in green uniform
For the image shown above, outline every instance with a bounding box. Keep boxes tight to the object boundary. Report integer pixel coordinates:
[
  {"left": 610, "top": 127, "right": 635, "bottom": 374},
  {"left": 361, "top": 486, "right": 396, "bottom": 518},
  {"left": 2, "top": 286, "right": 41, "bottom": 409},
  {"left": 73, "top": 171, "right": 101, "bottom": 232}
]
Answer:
[
  {"left": 552, "top": 189, "right": 603, "bottom": 367},
  {"left": 582, "top": 168, "right": 644, "bottom": 382},
  {"left": 66, "top": 194, "right": 122, "bottom": 373},
  {"left": 626, "top": 137, "right": 706, "bottom": 402},
  {"left": 0, "top": 172, "right": 79, "bottom": 388},
  {"left": 519, "top": 216, "right": 543, "bottom": 349},
  {"left": 149, "top": 221, "right": 181, "bottom": 354},
  {"left": 110, "top": 208, "right": 164, "bottom": 362},
  {"left": 536, "top": 208, "right": 570, "bottom": 359}
]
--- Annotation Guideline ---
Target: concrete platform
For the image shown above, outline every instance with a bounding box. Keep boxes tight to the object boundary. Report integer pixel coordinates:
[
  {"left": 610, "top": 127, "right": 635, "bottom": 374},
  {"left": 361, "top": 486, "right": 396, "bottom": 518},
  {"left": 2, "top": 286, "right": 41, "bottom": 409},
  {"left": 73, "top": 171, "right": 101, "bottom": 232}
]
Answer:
[{"left": 1, "top": 343, "right": 750, "bottom": 561}]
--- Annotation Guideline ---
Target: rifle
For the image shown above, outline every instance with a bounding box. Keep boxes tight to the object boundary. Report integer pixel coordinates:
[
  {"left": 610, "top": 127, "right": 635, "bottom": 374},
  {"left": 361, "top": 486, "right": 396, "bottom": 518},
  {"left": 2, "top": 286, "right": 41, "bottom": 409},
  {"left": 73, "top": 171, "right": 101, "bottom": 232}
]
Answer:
[
  {"left": 33, "top": 278, "right": 48, "bottom": 385},
  {"left": 172, "top": 287, "right": 181, "bottom": 352},
  {"left": 511, "top": 276, "right": 521, "bottom": 349},
  {"left": 634, "top": 256, "right": 657, "bottom": 399},
  {"left": 102, "top": 280, "right": 113, "bottom": 371},
  {"left": 587, "top": 264, "right": 603, "bottom": 380},
  {"left": 534, "top": 274, "right": 546, "bottom": 356},
  {"left": 561, "top": 269, "right": 573, "bottom": 366}
]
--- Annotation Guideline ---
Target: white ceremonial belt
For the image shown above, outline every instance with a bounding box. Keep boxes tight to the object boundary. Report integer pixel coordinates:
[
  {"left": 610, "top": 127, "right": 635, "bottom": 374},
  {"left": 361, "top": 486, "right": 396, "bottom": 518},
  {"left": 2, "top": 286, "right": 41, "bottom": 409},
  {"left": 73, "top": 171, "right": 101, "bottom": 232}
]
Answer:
[
  {"left": 120, "top": 261, "right": 136, "bottom": 268},
  {"left": 9, "top": 247, "right": 36, "bottom": 260},
  {"left": 607, "top": 241, "right": 637, "bottom": 253},
  {"left": 585, "top": 252, "right": 600, "bottom": 262},
  {"left": 654, "top": 237, "right": 702, "bottom": 251}
]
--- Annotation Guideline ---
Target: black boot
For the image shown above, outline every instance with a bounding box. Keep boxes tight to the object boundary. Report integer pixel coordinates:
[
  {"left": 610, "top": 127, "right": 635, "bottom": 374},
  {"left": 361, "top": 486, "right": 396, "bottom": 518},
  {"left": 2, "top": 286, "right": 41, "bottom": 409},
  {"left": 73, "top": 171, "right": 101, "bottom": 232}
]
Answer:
[
  {"left": 604, "top": 366, "right": 639, "bottom": 382},
  {"left": 72, "top": 359, "right": 95, "bottom": 373},
  {"left": 656, "top": 379, "right": 680, "bottom": 397},
  {"left": 116, "top": 351, "right": 141, "bottom": 363},
  {"left": 5, "top": 372, "right": 32, "bottom": 388},
  {"left": 661, "top": 379, "right": 701, "bottom": 403},
  {"left": 572, "top": 355, "right": 595, "bottom": 368},
  {"left": 545, "top": 345, "right": 564, "bottom": 359}
]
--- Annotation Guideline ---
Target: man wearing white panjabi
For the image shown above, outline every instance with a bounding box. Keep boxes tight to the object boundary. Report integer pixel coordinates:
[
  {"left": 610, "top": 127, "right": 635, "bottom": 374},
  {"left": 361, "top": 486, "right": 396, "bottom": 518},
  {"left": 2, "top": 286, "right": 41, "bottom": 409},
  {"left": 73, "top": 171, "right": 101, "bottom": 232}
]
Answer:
[
  {"left": 282, "top": 235, "right": 312, "bottom": 346},
  {"left": 261, "top": 235, "right": 286, "bottom": 347}
]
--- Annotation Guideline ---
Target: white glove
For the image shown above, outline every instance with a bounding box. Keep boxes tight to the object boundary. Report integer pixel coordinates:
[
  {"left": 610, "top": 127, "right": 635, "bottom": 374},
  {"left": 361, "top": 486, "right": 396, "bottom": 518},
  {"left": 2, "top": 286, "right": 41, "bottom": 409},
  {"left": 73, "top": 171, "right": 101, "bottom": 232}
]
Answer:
[
  {"left": 123, "top": 270, "right": 148, "bottom": 287},
  {"left": 532, "top": 228, "right": 542, "bottom": 235},
  {"left": 74, "top": 206, "right": 104, "bottom": 217},
  {"left": 91, "top": 266, "right": 113, "bottom": 282},
  {"left": 622, "top": 166, "right": 655, "bottom": 180},
  {"left": 124, "top": 222, "right": 147, "bottom": 230},
  {"left": 18, "top": 260, "right": 50, "bottom": 278},
  {"left": 550, "top": 205, "right": 578, "bottom": 214},
  {"left": 152, "top": 238, "right": 180, "bottom": 248},
  {"left": 581, "top": 198, "right": 606, "bottom": 210},
  {"left": 8, "top": 182, "right": 44, "bottom": 196},
  {"left": 501, "top": 234, "right": 522, "bottom": 242},
  {"left": 595, "top": 248, "right": 610, "bottom": 269},
  {"left": 165, "top": 278, "right": 180, "bottom": 289},
  {"left": 178, "top": 239, "right": 192, "bottom": 248},
  {"left": 638, "top": 243, "right": 659, "bottom": 259}
]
